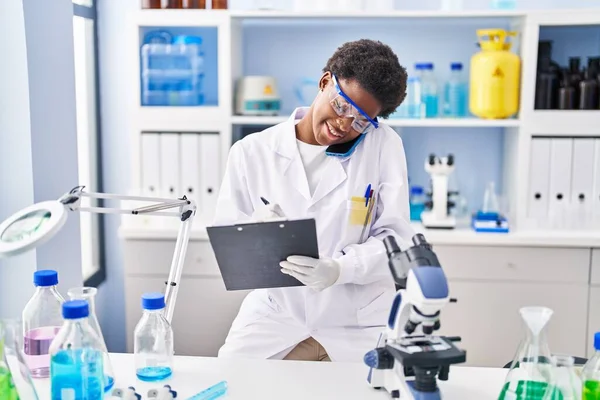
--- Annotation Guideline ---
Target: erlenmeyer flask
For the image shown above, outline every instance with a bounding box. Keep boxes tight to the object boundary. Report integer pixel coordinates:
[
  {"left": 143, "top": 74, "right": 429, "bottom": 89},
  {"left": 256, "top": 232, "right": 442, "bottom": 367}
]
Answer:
[
  {"left": 552, "top": 355, "right": 581, "bottom": 400},
  {"left": 0, "top": 320, "right": 39, "bottom": 400},
  {"left": 67, "top": 287, "right": 115, "bottom": 392},
  {"left": 499, "top": 307, "right": 561, "bottom": 400}
]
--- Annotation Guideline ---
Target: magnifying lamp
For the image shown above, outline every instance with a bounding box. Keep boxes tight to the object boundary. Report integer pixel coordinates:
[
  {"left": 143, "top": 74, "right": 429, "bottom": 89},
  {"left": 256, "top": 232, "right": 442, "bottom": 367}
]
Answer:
[{"left": 0, "top": 186, "right": 196, "bottom": 323}]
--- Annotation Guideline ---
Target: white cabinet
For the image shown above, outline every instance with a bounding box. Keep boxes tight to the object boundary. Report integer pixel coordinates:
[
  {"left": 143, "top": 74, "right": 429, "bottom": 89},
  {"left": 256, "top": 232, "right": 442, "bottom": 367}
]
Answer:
[
  {"left": 122, "top": 237, "right": 249, "bottom": 356},
  {"left": 438, "top": 281, "right": 589, "bottom": 368},
  {"left": 592, "top": 249, "right": 600, "bottom": 285}
]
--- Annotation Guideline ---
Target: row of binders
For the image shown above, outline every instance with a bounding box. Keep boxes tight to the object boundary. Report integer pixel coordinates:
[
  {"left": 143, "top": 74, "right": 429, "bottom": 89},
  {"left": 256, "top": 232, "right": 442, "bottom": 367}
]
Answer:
[
  {"left": 528, "top": 137, "right": 600, "bottom": 230},
  {"left": 136, "top": 132, "right": 221, "bottom": 227}
]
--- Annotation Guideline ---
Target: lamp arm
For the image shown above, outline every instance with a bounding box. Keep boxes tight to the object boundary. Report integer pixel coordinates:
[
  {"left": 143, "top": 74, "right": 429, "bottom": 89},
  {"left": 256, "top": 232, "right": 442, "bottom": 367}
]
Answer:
[{"left": 61, "top": 186, "right": 196, "bottom": 324}]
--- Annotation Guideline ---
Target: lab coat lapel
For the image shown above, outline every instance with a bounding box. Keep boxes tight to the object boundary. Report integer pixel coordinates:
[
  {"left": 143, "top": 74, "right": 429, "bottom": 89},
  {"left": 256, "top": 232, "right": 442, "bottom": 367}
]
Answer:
[
  {"left": 273, "top": 109, "right": 311, "bottom": 201},
  {"left": 310, "top": 157, "right": 347, "bottom": 207}
]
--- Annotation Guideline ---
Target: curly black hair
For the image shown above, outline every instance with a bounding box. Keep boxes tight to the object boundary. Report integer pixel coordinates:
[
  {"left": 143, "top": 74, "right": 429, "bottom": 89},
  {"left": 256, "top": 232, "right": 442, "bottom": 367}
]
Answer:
[{"left": 323, "top": 39, "right": 407, "bottom": 119}]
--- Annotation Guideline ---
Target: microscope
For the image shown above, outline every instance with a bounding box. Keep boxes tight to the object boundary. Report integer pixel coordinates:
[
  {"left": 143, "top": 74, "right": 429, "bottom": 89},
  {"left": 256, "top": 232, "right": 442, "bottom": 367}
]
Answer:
[
  {"left": 420, "top": 154, "right": 458, "bottom": 229},
  {"left": 364, "top": 234, "right": 466, "bottom": 399}
]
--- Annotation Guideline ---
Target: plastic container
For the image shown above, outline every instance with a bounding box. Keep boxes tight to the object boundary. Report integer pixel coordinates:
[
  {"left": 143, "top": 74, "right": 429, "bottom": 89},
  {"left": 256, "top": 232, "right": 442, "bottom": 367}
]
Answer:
[
  {"left": 67, "top": 287, "right": 115, "bottom": 392},
  {"left": 406, "top": 77, "right": 424, "bottom": 118},
  {"left": 134, "top": 293, "right": 174, "bottom": 382},
  {"left": 416, "top": 63, "right": 438, "bottom": 118},
  {"left": 409, "top": 186, "right": 426, "bottom": 221},
  {"left": 22, "top": 270, "right": 65, "bottom": 379},
  {"left": 49, "top": 301, "right": 106, "bottom": 400},
  {"left": 141, "top": 34, "right": 204, "bottom": 106},
  {"left": 443, "top": 62, "right": 468, "bottom": 117},
  {"left": 582, "top": 332, "right": 600, "bottom": 400}
]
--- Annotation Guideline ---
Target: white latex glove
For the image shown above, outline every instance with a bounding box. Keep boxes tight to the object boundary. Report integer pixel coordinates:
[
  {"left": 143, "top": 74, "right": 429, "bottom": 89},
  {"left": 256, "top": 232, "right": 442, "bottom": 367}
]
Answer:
[
  {"left": 252, "top": 203, "right": 286, "bottom": 221},
  {"left": 280, "top": 255, "right": 341, "bottom": 292}
]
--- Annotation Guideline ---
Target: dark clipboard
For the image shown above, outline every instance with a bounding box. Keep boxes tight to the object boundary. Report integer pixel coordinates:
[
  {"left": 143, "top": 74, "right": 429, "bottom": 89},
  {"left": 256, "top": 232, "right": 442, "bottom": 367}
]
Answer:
[{"left": 206, "top": 218, "right": 319, "bottom": 291}]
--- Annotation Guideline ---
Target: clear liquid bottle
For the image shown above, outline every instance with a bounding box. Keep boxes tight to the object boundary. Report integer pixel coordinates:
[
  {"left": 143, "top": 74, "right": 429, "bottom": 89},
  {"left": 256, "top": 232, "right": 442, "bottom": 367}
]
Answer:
[
  {"left": 406, "top": 76, "right": 424, "bottom": 118},
  {"left": 49, "top": 300, "right": 105, "bottom": 400},
  {"left": 582, "top": 332, "right": 600, "bottom": 400},
  {"left": 499, "top": 306, "right": 560, "bottom": 400},
  {"left": 482, "top": 181, "right": 500, "bottom": 214},
  {"left": 552, "top": 355, "right": 581, "bottom": 400},
  {"left": 134, "top": 293, "right": 174, "bottom": 382},
  {"left": 22, "top": 270, "right": 65, "bottom": 378},
  {"left": 67, "top": 287, "right": 115, "bottom": 392},
  {"left": 444, "top": 62, "right": 468, "bottom": 118},
  {"left": 416, "top": 63, "right": 439, "bottom": 118},
  {"left": 0, "top": 320, "right": 39, "bottom": 400}
]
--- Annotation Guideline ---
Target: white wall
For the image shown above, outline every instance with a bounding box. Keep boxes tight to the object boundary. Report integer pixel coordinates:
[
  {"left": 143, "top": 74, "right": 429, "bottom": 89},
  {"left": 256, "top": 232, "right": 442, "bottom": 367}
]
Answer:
[
  {"left": 0, "top": 0, "right": 82, "bottom": 318},
  {"left": 95, "top": 0, "right": 600, "bottom": 352}
]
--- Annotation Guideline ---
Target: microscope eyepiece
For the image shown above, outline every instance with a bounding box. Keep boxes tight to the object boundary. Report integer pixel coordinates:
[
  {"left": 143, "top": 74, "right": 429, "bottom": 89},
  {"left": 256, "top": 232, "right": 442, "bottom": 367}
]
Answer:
[{"left": 383, "top": 236, "right": 401, "bottom": 257}]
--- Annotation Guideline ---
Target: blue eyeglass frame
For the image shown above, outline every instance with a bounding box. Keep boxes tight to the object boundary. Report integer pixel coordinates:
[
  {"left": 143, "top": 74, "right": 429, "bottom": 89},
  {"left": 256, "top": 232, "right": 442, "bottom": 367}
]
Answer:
[{"left": 331, "top": 74, "right": 379, "bottom": 132}]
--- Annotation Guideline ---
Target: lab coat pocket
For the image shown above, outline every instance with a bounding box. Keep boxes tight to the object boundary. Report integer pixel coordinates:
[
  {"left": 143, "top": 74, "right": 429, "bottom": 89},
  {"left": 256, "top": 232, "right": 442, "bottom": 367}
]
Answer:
[
  {"left": 356, "top": 290, "right": 395, "bottom": 328},
  {"left": 346, "top": 198, "right": 372, "bottom": 226}
]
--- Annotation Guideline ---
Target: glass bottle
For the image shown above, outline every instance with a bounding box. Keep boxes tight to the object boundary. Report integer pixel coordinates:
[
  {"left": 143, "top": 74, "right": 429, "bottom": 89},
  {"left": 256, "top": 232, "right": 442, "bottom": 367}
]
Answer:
[
  {"left": 416, "top": 63, "right": 438, "bottom": 118},
  {"left": 182, "top": 0, "right": 206, "bottom": 7},
  {"left": 582, "top": 332, "right": 600, "bottom": 400},
  {"left": 1, "top": 320, "right": 39, "bottom": 400},
  {"left": 409, "top": 186, "right": 426, "bottom": 221},
  {"left": 552, "top": 355, "right": 581, "bottom": 400},
  {"left": 134, "top": 293, "right": 174, "bottom": 382},
  {"left": 49, "top": 301, "right": 106, "bottom": 400},
  {"left": 22, "top": 269, "right": 65, "bottom": 378},
  {"left": 499, "top": 306, "right": 560, "bottom": 400},
  {"left": 483, "top": 181, "right": 500, "bottom": 214},
  {"left": 67, "top": 287, "right": 114, "bottom": 392},
  {"left": 212, "top": 0, "right": 228, "bottom": 9},
  {"left": 443, "top": 62, "right": 468, "bottom": 118}
]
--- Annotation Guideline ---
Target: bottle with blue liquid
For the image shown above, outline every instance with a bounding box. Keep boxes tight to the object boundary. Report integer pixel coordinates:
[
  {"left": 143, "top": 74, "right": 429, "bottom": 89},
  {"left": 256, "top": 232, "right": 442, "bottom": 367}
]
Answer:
[
  {"left": 409, "top": 186, "right": 426, "bottom": 221},
  {"left": 134, "top": 293, "right": 174, "bottom": 382},
  {"left": 416, "top": 63, "right": 439, "bottom": 118},
  {"left": 49, "top": 300, "right": 105, "bottom": 400},
  {"left": 444, "top": 62, "right": 468, "bottom": 118}
]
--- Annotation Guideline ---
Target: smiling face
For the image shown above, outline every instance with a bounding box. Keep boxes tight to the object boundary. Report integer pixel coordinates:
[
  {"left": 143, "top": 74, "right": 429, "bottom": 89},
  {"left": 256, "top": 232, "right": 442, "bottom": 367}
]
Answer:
[{"left": 308, "top": 71, "right": 382, "bottom": 147}]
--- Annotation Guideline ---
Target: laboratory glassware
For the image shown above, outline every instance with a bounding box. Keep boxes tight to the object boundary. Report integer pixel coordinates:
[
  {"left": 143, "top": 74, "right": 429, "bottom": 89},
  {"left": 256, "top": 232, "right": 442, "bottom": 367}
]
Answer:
[
  {"left": 409, "top": 186, "right": 426, "bottom": 221},
  {"left": 582, "top": 332, "right": 600, "bottom": 400},
  {"left": 1, "top": 320, "right": 39, "bottom": 399},
  {"left": 580, "top": 58, "right": 600, "bottom": 110},
  {"left": 491, "top": 0, "right": 516, "bottom": 9},
  {"left": 558, "top": 72, "right": 576, "bottom": 110},
  {"left": 552, "top": 355, "right": 581, "bottom": 400},
  {"left": 134, "top": 293, "right": 174, "bottom": 382},
  {"left": 406, "top": 77, "right": 424, "bottom": 118},
  {"left": 182, "top": 0, "right": 206, "bottom": 7},
  {"left": 22, "top": 269, "right": 64, "bottom": 378},
  {"left": 499, "top": 306, "right": 560, "bottom": 400},
  {"left": 443, "top": 62, "right": 468, "bottom": 117},
  {"left": 482, "top": 181, "right": 500, "bottom": 213},
  {"left": 416, "top": 63, "right": 438, "bottom": 118},
  {"left": 67, "top": 287, "right": 115, "bottom": 392},
  {"left": 470, "top": 29, "right": 520, "bottom": 119},
  {"left": 50, "top": 300, "right": 105, "bottom": 400},
  {"left": 142, "top": 0, "right": 162, "bottom": 8},
  {"left": 212, "top": 0, "right": 227, "bottom": 8}
]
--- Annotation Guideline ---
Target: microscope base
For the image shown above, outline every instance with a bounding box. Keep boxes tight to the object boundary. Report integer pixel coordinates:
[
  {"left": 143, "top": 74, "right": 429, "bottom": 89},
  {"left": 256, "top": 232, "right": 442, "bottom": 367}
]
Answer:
[{"left": 420, "top": 212, "right": 456, "bottom": 229}]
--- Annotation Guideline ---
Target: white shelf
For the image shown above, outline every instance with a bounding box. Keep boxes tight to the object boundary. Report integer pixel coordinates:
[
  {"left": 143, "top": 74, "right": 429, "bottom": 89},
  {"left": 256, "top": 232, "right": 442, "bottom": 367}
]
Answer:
[
  {"left": 119, "top": 224, "right": 600, "bottom": 248},
  {"left": 527, "top": 111, "right": 600, "bottom": 137},
  {"left": 231, "top": 115, "right": 521, "bottom": 128},
  {"left": 137, "top": 107, "right": 227, "bottom": 131},
  {"left": 230, "top": 9, "right": 526, "bottom": 20}
]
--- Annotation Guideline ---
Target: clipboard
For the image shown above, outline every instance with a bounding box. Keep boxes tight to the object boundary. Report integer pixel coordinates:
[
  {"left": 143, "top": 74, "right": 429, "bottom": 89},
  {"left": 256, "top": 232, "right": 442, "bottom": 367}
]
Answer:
[{"left": 206, "top": 218, "right": 319, "bottom": 291}]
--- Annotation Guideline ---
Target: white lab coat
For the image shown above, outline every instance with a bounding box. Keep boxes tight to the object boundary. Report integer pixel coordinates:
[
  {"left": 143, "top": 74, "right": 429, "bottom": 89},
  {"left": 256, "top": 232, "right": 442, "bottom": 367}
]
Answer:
[{"left": 213, "top": 107, "right": 415, "bottom": 363}]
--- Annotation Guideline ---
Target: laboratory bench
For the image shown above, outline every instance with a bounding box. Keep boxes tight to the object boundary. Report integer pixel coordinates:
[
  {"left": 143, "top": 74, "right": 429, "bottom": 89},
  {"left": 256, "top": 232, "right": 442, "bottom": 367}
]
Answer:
[
  {"left": 33, "top": 352, "right": 507, "bottom": 399},
  {"left": 119, "top": 224, "right": 600, "bottom": 368}
]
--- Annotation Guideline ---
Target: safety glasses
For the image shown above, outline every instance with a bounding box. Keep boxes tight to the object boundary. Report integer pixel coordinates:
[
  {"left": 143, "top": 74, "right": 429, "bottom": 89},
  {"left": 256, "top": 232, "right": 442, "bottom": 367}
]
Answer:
[{"left": 328, "top": 74, "right": 379, "bottom": 134}]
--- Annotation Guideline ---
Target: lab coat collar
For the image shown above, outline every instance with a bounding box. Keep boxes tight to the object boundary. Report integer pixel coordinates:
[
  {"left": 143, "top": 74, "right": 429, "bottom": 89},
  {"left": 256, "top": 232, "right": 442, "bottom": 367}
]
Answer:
[{"left": 273, "top": 108, "right": 348, "bottom": 205}]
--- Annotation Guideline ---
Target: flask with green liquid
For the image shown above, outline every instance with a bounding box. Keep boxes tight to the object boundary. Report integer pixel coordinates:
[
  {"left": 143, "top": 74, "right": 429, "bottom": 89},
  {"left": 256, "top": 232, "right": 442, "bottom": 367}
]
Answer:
[{"left": 583, "top": 332, "right": 600, "bottom": 400}]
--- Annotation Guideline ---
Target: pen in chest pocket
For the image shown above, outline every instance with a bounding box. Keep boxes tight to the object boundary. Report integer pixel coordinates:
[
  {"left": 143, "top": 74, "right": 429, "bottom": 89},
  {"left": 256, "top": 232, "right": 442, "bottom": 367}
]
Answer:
[{"left": 360, "top": 189, "right": 375, "bottom": 242}]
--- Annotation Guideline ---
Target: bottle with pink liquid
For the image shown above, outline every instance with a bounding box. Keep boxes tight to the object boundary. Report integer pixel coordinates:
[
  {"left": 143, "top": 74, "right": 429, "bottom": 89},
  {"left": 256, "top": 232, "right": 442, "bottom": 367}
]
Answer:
[{"left": 21, "top": 269, "right": 65, "bottom": 378}]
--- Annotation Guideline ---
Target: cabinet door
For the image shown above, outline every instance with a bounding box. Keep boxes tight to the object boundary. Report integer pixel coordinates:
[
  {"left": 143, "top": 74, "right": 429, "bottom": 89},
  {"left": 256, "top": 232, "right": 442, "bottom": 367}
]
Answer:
[
  {"left": 438, "top": 281, "right": 589, "bottom": 368},
  {"left": 125, "top": 276, "right": 249, "bottom": 356},
  {"left": 588, "top": 287, "right": 600, "bottom": 357},
  {"left": 592, "top": 249, "right": 600, "bottom": 285}
]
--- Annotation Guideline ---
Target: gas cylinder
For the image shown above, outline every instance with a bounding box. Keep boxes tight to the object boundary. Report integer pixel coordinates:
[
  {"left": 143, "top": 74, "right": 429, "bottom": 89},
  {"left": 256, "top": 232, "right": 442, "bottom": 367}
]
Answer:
[{"left": 470, "top": 29, "right": 521, "bottom": 119}]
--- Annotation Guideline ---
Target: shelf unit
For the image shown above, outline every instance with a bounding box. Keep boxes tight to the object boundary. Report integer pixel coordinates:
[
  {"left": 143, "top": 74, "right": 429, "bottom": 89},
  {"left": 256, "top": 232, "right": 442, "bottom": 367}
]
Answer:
[{"left": 124, "top": 6, "right": 600, "bottom": 245}]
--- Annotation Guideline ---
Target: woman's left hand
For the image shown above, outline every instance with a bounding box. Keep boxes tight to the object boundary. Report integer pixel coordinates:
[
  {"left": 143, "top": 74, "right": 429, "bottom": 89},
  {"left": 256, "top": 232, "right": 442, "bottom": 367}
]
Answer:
[{"left": 280, "top": 256, "right": 341, "bottom": 292}]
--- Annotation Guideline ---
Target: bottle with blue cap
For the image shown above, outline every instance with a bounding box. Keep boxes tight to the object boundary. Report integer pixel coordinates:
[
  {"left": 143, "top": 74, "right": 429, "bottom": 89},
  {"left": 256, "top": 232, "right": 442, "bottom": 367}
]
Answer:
[
  {"left": 416, "top": 62, "right": 439, "bottom": 118},
  {"left": 22, "top": 269, "right": 65, "bottom": 379},
  {"left": 49, "top": 300, "right": 105, "bottom": 399},
  {"left": 443, "top": 62, "right": 468, "bottom": 118},
  {"left": 134, "top": 292, "right": 174, "bottom": 382},
  {"left": 582, "top": 332, "right": 600, "bottom": 399}
]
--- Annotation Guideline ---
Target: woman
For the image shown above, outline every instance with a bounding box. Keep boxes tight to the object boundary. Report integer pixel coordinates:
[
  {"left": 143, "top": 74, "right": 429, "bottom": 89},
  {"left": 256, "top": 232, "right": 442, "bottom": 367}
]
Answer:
[{"left": 213, "top": 39, "right": 414, "bottom": 363}]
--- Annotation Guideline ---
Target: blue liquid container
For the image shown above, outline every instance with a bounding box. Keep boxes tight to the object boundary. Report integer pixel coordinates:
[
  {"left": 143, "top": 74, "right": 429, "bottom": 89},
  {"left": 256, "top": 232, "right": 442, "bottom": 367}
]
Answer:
[
  {"left": 134, "top": 293, "right": 174, "bottom": 382},
  {"left": 141, "top": 33, "right": 204, "bottom": 106},
  {"left": 49, "top": 300, "right": 105, "bottom": 400},
  {"left": 491, "top": 0, "right": 516, "bottom": 9},
  {"left": 416, "top": 63, "right": 438, "bottom": 118},
  {"left": 410, "top": 186, "right": 426, "bottom": 221},
  {"left": 443, "top": 62, "right": 468, "bottom": 118},
  {"left": 406, "top": 77, "right": 424, "bottom": 118}
]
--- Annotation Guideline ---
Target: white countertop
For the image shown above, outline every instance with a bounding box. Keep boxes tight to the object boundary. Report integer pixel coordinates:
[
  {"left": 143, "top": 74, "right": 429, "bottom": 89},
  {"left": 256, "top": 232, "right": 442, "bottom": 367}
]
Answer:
[
  {"left": 119, "top": 223, "right": 600, "bottom": 248},
  {"left": 34, "top": 353, "right": 508, "bottom": 399}
]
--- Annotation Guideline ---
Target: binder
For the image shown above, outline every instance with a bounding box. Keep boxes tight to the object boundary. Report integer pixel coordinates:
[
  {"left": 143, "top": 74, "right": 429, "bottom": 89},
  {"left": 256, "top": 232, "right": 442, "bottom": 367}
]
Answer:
[
  {"left": 141, "top": 133, "right": 160, "bottom": 197},
  {"left": 548, "top": 138, "right": 573, "bottom": 230},
  {"left": 180, "top": 133, "right": 200, "bottom": 205},
  {"left": 527, "top": 138, "right": 551, "bottom": 227},
  {"left": 570, "top": 139, "right": 595, "bottom": 229},
  {"left": 199, "top": 133, "right": 221, "bottom": 222},
  {"left": 159, "top": 133, "right": 181, "bottom": 198},
  {"left": 594, "top": 139, "right": 600, "bottom": 229}
]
